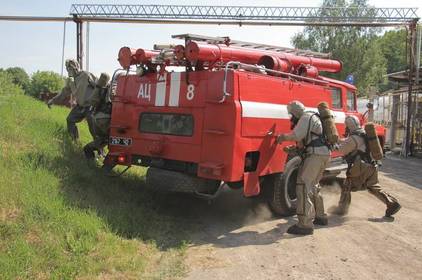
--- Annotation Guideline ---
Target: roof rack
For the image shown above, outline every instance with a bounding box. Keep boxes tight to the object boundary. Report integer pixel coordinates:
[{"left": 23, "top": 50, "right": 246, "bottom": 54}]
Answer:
[{"left": 172, "top": 33, "right": 331, "bottom": 59}]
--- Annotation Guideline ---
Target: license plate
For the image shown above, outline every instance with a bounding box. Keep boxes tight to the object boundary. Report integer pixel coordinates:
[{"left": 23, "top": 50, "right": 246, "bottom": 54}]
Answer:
[{"left": 109, "top": 136, "right": 132, "bottom": 146}]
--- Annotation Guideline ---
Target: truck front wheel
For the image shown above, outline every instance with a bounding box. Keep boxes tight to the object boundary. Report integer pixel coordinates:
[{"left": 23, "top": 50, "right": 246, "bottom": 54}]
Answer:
[{"left": 265, "top": 156, "right": 301, "bottom": 217}]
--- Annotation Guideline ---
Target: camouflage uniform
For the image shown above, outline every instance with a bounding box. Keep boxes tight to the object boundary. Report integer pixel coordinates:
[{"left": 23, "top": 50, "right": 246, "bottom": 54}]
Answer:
[
  {"left": 48, "top": 59, "right": 97, "bottom": 140},
  {"left": 277, "top": 101, "right": 330, "bottom": 235},
  {"left": 337, "top": 115, "right": 401, "bottom": 217},
  {"left": 83, "top": 73, "right": 112, "bottom": 159}
]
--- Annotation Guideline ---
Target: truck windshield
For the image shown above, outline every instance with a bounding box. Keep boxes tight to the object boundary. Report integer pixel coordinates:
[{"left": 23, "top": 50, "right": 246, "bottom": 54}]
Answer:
[
  {"left": 346, "top": 90, "right": 356, "bottom": 111},
  {"left": 139, "top": 113, "right": 194, "bottom": 136},
  {"left": 330, "top": 88, "right": 342, "bottom": 109}
]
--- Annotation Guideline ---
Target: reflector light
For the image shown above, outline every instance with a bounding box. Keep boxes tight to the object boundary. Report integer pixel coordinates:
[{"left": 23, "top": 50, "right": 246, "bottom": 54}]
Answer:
[{"left": 117, "top": 155, "right": 126, "bottom": 163}]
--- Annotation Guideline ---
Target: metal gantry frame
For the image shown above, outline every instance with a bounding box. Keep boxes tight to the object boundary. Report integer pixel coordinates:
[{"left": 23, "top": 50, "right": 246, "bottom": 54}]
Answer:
[
  {"left": 0, "top": 4, "right": 420, "bottom": 156},
  {"left": 69, "top": 4, "right": 417, "bottom": 24}
]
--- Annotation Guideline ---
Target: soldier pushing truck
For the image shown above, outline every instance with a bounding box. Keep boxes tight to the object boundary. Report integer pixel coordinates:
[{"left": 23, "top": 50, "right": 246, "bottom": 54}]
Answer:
[
  {"left": 334, "top": 115, "right": 401, "bottom": 217},
  {"left": 47, "top": 59, "right": 97, "bottom": 141},
  {"left": 47, "top": 59, "right": 112, "bottom": 161},
  {"left": 276, "top": 101, "right": 337, "bottom": 235}
]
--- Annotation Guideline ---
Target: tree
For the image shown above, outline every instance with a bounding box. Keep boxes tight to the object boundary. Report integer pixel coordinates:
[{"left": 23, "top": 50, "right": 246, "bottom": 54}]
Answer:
[
  {"left": 0, "top": 71, "right": 24, "bottom": 96},
  {"left": 5, "top": 67, "right": 30, "bottom": 91},
  {"left": 29, "top": 71, "right": 64, "bottom": 98},
  {"left": 291, "top": 0, "right": 383, "bottom": 95},
  {"left": 358, "top": 39, "right": 387, "bottom": 94},
  {"left": 377, "top": 29, "right": 407, "bottom": 74}
]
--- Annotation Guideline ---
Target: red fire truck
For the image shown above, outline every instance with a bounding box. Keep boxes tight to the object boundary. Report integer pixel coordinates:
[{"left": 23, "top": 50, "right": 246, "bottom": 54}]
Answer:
[{"left": 105, "top": 34, "right": 385, "bottom": 216}]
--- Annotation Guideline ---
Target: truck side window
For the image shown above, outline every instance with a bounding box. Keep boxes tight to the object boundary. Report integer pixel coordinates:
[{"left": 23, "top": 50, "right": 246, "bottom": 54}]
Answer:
[
  {"left": 330, "top": 88, "right": 342, "bottom": 109},
  {"left": 346, "top": 90, "right": 356, "bottom": 111}
]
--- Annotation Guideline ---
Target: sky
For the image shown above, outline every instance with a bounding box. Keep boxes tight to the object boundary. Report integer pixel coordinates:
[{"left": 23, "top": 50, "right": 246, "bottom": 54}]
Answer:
[{"left": 0, "top": 0, "right": 421, "bottom": 77}]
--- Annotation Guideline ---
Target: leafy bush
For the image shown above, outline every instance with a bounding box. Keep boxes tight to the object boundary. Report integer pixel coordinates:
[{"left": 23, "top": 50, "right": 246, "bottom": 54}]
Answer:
[
  {"left": 4, "top": 67, "right": 30, "bottom": 91},
  {"left": 0, "top": 71, "right": 24, "bottom": 96},
  {"left": 28, "top": 71, "right": 64, "bottom": 98}
]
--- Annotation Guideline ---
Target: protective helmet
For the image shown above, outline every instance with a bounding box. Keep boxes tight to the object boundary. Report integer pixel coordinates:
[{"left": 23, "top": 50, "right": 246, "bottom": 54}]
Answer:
[
  {"left": 65, "top": 59, "right": 80, "bottom": 71},
  {"left": 345, "top": 115, "right": 361, "bottom": 132},
  {"left": 287, "top": 101, "right": 305, "bottom": 118}
]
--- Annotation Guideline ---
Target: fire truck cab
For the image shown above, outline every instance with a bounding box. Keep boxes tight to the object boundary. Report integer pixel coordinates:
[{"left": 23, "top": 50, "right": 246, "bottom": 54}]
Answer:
[{"left": 105, "top": 34, "right": 385, "bottom": 216}]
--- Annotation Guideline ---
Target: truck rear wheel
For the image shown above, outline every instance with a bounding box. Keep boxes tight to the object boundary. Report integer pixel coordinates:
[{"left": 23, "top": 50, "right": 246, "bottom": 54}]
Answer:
[{"left": 265, "top": 156, "right": 301, "bottom": 217}]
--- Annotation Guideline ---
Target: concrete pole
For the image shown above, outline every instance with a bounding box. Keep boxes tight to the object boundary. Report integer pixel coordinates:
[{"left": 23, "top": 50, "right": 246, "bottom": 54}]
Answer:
[
  {"left": 60, "top": 21, "right": 67, "bottom": 76},
  {"left": 390, "top": 94, "right": 400, "bottom": 149},
  {"left": 86, "top": 21, "right": 90, "bottom": 72}
]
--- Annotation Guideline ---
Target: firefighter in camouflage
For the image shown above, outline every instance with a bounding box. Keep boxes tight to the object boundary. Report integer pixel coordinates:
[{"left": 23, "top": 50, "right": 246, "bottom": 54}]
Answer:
[
  {"left": 335, "top": 115, "right": 401, "bottom": 217},
  {"left": 277, "top": 101, "right": 330, "bottom": 235},
  {"left": 83, "top": 73, "right": 112, "bottom": 160},
  {"left": 47, "top": 59, "right": 97, "bottom": 141}
]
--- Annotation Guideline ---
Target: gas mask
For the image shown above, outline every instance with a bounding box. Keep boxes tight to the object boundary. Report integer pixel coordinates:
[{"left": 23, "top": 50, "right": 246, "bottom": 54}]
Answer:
[
  {"left": 65, "top": 59, "right": 80, "bottom": 78},
  {"left": 344, "top": 127, "right": 350, "bottom": 137},
  {"left": 290, "top": 114, "right": 299, "bottom": 129}
]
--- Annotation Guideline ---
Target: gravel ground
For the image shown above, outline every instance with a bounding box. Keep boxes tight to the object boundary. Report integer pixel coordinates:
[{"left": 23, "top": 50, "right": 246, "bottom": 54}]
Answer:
[{"left": 183, "top": 155, "right": 422, "bottom": 280}]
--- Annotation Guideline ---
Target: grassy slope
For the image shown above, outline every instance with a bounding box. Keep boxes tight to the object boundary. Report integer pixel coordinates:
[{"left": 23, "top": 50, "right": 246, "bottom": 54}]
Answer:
[{"left": 0, "top": 95, "right": 188, "bottom": 279}]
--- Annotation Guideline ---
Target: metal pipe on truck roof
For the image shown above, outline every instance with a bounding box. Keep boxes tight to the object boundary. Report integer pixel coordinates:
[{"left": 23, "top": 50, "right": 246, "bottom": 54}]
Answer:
[
  {"left": 118, "top": 47, "right": 137, "bottom": 69},
  {"left": 185, "top": 41, "right": 264, "bottom": 65},
  {"left": 135, "top": 49, "right": 160, "bottom": 63},
  {"left": 186, "top": 41, "right": 342, "bottom": 73}
]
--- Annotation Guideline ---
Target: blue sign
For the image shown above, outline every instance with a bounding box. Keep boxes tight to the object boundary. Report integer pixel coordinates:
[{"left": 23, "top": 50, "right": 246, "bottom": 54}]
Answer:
[{"left": 345, "top": 74, "right": 354, "bottom": 85}]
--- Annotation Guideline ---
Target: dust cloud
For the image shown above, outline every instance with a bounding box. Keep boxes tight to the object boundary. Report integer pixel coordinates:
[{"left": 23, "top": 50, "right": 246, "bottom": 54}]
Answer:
[{"left": 242, "top": 203, "right": 273, "bottom": 226}]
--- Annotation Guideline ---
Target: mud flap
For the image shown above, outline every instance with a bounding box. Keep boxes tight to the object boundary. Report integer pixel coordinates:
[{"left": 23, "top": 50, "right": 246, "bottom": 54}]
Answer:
[{"left": 243, "top": 172, "right": 260, "bottom": 197}]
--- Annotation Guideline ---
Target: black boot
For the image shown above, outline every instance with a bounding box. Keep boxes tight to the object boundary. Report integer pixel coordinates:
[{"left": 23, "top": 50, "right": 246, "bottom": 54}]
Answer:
[
  {"left": 287, "top": 224, "right": 313, "bottom": 235},
  {"left": 332, "top": 205, "right": 348, "bottom": 216},
  {"left": 83, "top": 145, "right": 95, "bottom": 160},
  {"left": 313, "top": 215, "right": 328, "bottom": 226},
  {"left": 385, "top": 202, "right": 401, "bottom": 217}
]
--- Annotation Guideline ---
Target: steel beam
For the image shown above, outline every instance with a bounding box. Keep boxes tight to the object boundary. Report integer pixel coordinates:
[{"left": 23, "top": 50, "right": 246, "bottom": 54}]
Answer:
[
  {"left": 405, "top": 20, "right": 418, "bottom": 156},
  {"left": 69, "top": 4, "right": 418, "bottom": 24},
  {"left": 75, "top": 18, "right": 83, "bottom": 69}
]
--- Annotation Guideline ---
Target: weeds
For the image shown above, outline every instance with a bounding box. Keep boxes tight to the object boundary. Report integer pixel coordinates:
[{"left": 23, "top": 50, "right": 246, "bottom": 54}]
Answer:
[{"left": 0, "top": 95, "right": 188, "bottom": 279}]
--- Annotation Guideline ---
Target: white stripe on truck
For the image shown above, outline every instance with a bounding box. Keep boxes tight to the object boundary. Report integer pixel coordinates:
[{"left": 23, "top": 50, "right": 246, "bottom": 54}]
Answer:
[
  {"left": 241, "top": 101, "right": 346, "bottom": 124},
  {"left": 169, "top": 72, "right": 181, "bottom": 107},
  {"left": 155, "top": 73, "right": 166, "bottom": 106}
]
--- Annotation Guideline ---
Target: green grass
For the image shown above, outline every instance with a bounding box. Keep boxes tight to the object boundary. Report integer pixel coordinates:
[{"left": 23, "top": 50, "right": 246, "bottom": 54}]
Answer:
[{"left": 0, "top": 94, "right": 189, "bottom": 279}]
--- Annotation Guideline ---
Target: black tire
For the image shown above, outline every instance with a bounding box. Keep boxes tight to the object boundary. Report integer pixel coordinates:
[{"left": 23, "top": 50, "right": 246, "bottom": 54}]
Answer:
[{"left": 265, "top": 156, "right": 301, "bottom": 217}]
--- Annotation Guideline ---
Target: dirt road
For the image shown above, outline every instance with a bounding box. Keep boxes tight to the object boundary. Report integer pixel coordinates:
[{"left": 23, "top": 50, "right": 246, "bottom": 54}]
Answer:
[{"left": 182, "top": 155, "right": 422, "bottom": 280}]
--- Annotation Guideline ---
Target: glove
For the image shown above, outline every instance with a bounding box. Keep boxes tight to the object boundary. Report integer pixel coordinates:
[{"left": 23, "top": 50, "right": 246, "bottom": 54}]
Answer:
[
  {"left": 283, "top": 145, "right": 298, "bottom": 154},
  {"left": 276, "top": 134, "right": 287, "bottom": 144},
  {"left": 47, "top": 99, "right": 53, "bottom": 109}
]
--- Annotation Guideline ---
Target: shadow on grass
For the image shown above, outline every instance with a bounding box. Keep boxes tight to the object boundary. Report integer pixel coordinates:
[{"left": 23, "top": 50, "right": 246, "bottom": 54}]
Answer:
[{"left": 24, "top": 132, "right": 330, "bottom": 250}]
